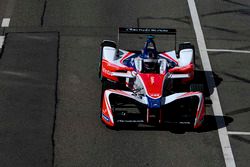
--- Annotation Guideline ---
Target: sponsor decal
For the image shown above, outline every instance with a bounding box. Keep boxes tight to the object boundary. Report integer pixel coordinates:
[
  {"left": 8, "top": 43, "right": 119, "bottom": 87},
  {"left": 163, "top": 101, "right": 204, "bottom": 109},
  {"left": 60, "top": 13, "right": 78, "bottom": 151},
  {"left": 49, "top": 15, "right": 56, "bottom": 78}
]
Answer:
[
  {"left": 121, "top": 28, "right": 176, "bottom": 34},
  {"left": 102, "top": 68, "right": 111, "bottom": 75},
  {"left": 150, "top": 76, "right": 155, "bottom": 84},
  {"left": 151, "top": 93, "right": 160, "bottom": 97}
]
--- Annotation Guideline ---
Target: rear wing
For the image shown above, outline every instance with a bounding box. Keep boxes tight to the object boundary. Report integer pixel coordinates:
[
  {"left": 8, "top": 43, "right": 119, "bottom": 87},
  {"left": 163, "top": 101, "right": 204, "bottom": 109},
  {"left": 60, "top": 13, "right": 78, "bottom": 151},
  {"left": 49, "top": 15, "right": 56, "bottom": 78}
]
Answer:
[
  {"left": 119, "top": 27, "right": 176, "bottom": 35},
  {"left": 118, "top": 27, "right": 177, "bottom": 50}
]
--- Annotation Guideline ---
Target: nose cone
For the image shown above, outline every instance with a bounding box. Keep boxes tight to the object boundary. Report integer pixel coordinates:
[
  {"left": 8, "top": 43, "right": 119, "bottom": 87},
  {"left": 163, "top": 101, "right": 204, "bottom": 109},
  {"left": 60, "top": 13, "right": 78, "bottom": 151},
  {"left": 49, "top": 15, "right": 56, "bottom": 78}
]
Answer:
[{"left": 138, "top": 73, "right": 165, "bottom": 99}]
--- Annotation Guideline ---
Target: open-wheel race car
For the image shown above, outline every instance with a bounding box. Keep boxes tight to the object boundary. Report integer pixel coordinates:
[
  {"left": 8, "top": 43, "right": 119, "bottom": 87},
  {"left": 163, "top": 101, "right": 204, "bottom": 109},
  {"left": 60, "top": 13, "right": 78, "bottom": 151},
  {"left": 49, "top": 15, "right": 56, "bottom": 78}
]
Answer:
[{"left": 99, "top": 28, "right": 205, "bottom": 129}]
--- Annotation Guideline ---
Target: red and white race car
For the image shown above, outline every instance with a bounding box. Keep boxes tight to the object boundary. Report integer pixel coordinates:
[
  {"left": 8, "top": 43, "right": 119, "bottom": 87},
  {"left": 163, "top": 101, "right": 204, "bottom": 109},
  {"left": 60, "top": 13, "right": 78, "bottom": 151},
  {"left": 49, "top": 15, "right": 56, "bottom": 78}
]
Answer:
[{"left": 99, "top": 28, "right": 205, "bottom": 129}]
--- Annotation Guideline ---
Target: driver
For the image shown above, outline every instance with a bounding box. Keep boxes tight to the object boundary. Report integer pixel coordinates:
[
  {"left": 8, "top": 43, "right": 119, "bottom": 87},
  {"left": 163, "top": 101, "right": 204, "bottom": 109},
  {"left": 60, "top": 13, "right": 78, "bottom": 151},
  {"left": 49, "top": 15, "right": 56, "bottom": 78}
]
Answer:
[
  {"left": 134, "top": 35, "right": 166, "bottom": 73},
  {"left": 142, "top": 48, "right": 159, "bottom": 73},
  {"left": 140, "top": 36, "right": 159, "bottom": 73}
]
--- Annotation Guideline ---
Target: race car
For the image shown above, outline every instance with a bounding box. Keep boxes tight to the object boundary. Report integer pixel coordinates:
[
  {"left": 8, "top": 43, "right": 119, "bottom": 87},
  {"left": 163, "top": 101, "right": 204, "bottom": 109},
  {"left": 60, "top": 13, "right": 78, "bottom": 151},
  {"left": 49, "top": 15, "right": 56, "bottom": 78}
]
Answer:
[{"left": 99, "top": 28, "right": 205, "bottom": 129}]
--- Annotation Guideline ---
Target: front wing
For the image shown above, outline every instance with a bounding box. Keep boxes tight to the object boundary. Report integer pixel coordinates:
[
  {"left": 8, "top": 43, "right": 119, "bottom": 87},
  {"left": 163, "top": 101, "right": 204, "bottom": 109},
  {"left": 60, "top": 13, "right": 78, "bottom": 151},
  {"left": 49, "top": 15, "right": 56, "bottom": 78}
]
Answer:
[{"left": 101, "top": 89, "right": 205, "bottom": 128}]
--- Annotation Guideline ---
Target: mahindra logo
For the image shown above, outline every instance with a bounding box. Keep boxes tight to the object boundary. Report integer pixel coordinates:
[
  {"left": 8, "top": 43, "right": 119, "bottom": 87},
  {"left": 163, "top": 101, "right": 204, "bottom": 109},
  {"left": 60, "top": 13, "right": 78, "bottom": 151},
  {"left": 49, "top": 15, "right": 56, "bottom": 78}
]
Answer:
[
  {"left": 102, "top": 68, "right": 111, "bottom": 75},
  {"left": 150, "top": 76, "right": 155, "bottom": 84},
  {"left": 151, "top": 93, "right": 160, "bottom": 97}
]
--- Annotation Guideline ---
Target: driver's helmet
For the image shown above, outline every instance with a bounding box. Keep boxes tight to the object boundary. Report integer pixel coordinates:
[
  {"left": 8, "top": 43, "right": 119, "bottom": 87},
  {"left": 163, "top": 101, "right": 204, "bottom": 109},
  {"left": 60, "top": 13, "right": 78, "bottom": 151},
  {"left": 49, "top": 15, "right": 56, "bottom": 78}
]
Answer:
[
  {"left": 143, "top": 49, "right": 158, "bottom": 72},
  {"left": 141, "top": 35, "right": 158, "bottom": 59},
  {"left": 141, "top": 47, "right": 158, "bottom": 60},
  {"left": 145, "top": 47, "right": 156, "bottom": 59}
]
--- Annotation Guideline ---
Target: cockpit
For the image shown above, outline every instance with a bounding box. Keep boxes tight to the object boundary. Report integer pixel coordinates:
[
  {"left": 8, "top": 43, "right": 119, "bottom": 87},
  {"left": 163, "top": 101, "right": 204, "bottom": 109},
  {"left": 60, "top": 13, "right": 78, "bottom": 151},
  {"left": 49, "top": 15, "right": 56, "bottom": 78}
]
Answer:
[{"left": 134, "top": 36, "right": 168, "bottom": 74}]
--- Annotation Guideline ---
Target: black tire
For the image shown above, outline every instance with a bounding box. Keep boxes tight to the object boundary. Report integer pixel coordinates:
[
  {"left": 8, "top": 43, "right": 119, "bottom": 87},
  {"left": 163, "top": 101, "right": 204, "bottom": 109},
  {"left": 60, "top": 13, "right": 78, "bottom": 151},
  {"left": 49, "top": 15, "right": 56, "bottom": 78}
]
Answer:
[
  {"left": 178, "top": 42, "right": 195, "bottom": 65},
  {"left": 99, "top": 40, "right": 117, "bottom": 80},
  {"left": 101, "top": 40, "right": 117, "bottom": 48}
]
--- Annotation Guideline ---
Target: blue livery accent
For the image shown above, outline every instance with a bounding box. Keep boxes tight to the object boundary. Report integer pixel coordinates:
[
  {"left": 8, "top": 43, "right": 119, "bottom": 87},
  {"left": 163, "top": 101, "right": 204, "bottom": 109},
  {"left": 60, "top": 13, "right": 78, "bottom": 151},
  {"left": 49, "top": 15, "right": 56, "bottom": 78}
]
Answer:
[
  {"left": 102, "top": 113, "right": 110, "bottom": 122},
  {"left": 147, "top": 96, "right": 161, "bottom": 108},
  {"left": 122, "top": 36, "right": 159, "bottom": 68},
  {"left": 159, "top": 55, "right": 178, "bottom": 67},
  {"left": 141, "top": 35, "right": 158, "bottom": 59},
  {"left": 122, "top": 53, "right": 139, "bottom": 68}
]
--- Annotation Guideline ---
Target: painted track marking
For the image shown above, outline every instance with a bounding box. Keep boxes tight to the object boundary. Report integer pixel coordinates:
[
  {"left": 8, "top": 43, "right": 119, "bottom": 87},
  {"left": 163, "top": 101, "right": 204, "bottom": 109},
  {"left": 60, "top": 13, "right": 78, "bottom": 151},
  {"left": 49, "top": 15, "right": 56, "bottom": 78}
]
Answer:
[
  {"left": 0, "top": 36, "right": 5, "bottom": 48},
  {"left": 207, "top": 49, "right": 250, "bottom": 54},
  {"left": 228, "top": 131, "right": 250, "bottom": 136},
  {"left": 1, "top": 18, "right": 10, "bottom": 48},
  {"left": 187, "top": 0, "right": 236, "bottom": 167},
  {"left": 1, "top": 18, "right": 10, "bottom": 27}
]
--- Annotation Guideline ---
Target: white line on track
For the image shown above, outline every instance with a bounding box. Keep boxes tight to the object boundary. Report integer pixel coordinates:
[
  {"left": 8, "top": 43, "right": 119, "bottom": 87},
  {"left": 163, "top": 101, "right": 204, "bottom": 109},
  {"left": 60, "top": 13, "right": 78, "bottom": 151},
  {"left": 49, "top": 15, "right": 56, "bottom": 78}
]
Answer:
[
  {"left": 187, "top": 0, "right": 236, "bottom": 167},
  {"left": 1, "top": 18, "right": 10, "bottom": 49},
  {"left": 228, "top": 131, "right": 250, "bottom": 136},
  {"left": 207, "top": 49, "right": 250, "bottom": 54},
  {"left": 1, "top": 18, "right": 10, "bottom": 27},
  {"left": 0, "top": 36, "right": 5, "bottom": 48}
]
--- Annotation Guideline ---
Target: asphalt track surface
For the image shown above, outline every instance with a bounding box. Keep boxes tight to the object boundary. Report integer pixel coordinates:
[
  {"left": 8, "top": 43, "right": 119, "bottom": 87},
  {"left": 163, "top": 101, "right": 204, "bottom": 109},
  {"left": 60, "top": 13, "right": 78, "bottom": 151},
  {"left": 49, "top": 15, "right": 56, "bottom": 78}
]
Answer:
[{"left": 0, "top": 0, "right": 249, "bottom": 167}]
